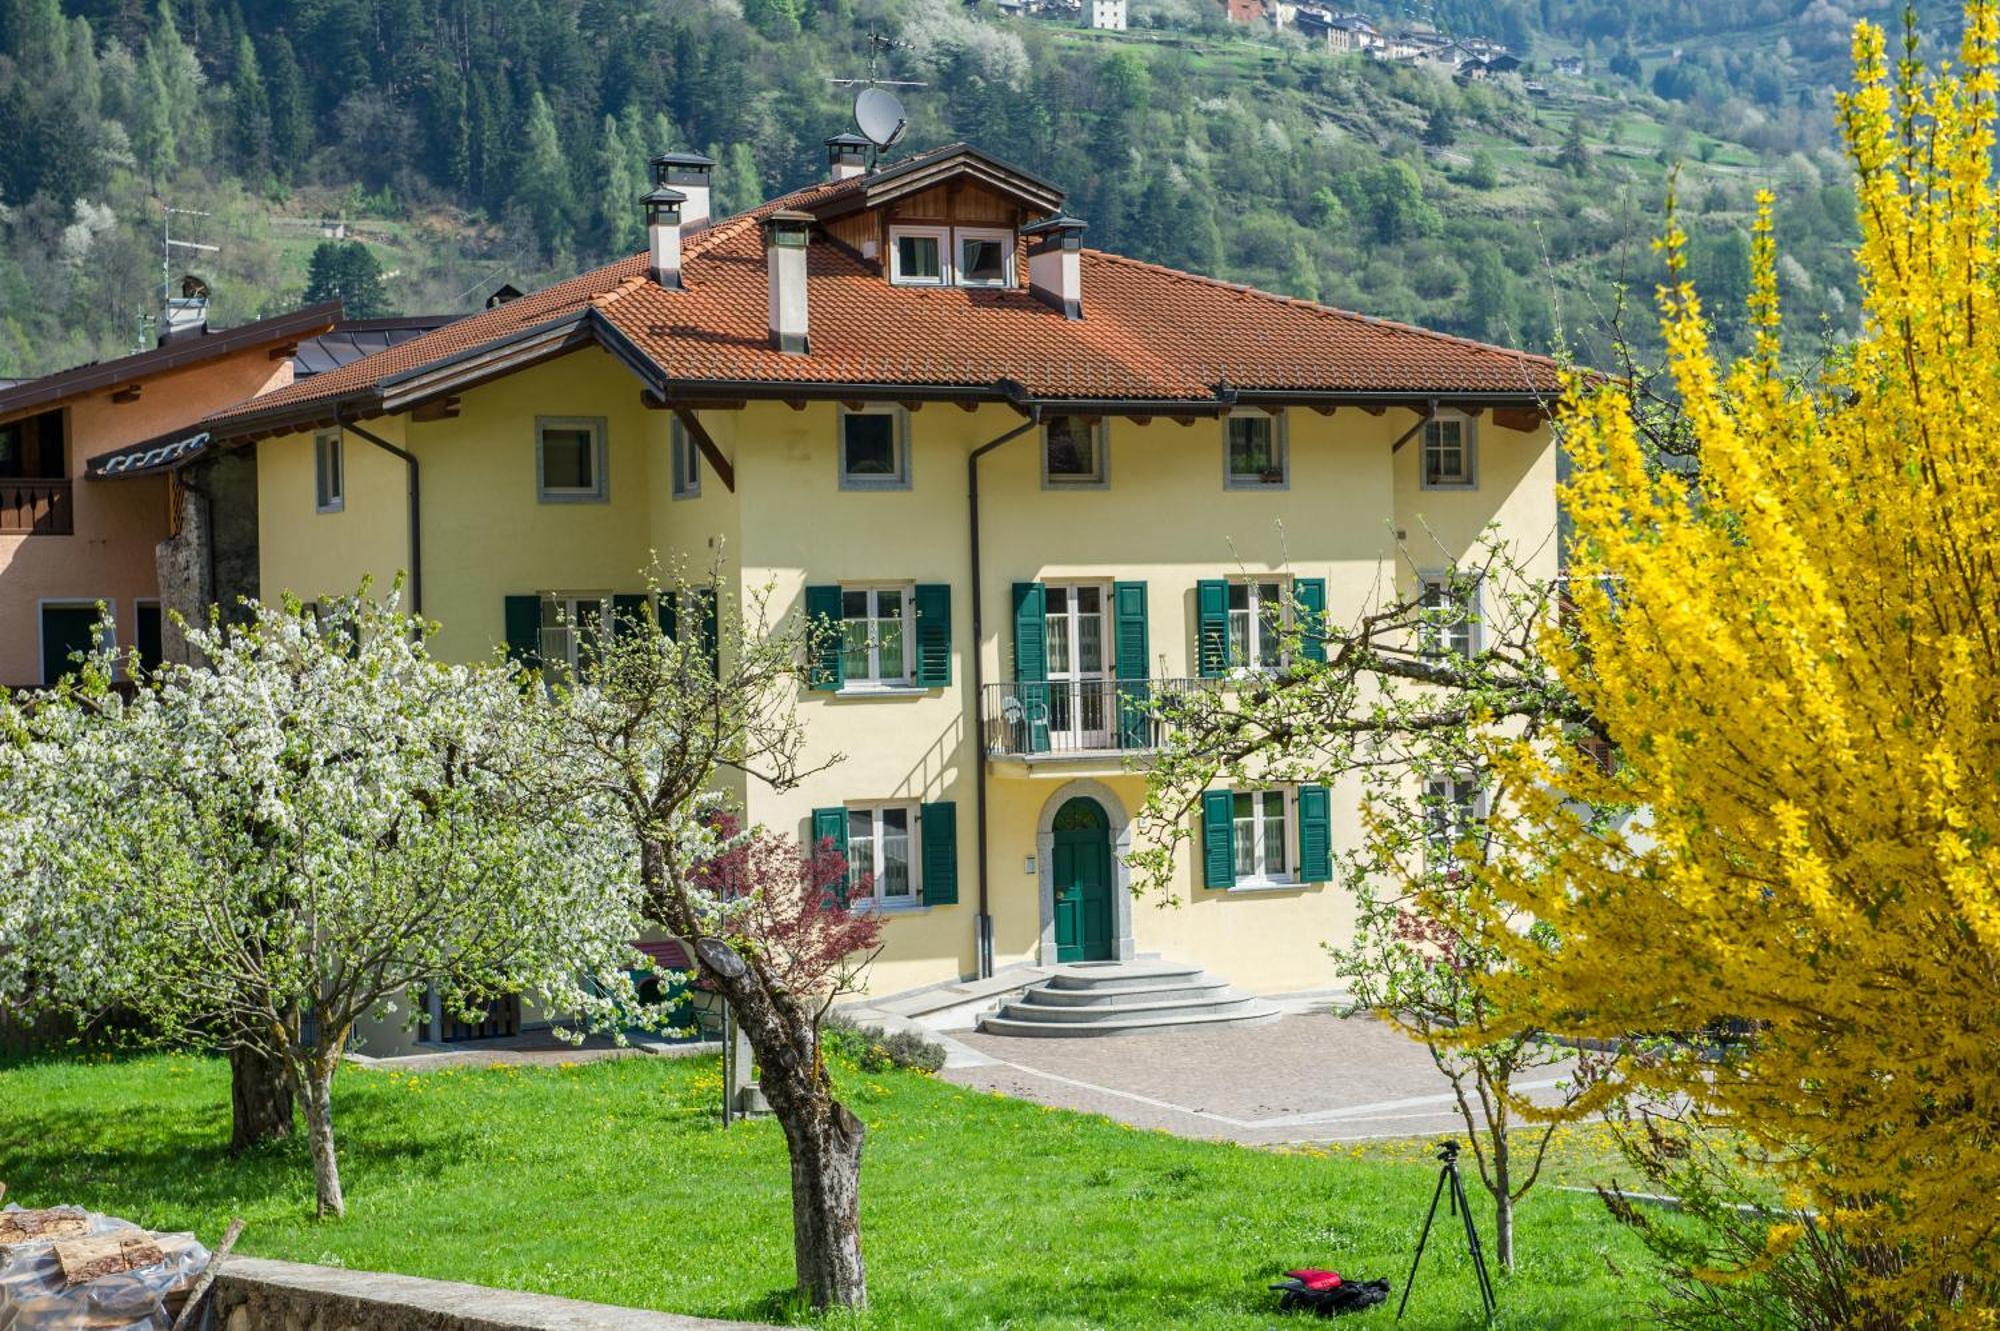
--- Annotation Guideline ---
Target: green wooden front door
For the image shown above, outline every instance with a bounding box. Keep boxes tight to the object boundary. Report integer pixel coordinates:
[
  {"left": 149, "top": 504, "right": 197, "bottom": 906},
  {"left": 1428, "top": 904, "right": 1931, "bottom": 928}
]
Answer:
[{"left": 1052, "top": 797, "right": 1114, "bottom": 963}]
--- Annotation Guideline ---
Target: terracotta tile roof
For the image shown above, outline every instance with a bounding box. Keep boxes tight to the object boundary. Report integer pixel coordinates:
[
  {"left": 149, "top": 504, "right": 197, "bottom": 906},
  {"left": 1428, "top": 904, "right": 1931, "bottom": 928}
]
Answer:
[{"left": 188, "top": 144, "right": 1555, "bottom": 440}]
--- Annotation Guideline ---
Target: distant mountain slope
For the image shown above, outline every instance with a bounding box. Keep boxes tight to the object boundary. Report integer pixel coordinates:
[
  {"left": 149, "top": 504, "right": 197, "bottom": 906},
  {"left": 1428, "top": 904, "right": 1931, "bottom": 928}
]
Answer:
[{"left": 0, "top": 0, "right": 1923, "bottom": 378}]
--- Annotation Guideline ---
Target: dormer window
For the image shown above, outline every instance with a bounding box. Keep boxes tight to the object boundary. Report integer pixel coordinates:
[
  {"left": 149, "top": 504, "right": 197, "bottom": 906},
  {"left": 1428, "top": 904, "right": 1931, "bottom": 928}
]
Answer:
[
  {"left": 891, "top": 227, "right": 947, "bottom": 285},
  {"left": 889, "top": 224, "right": 1018, "bottom": 288},
  {"left": 956, "top": 228, "right": 1014, "bottom": 286}
]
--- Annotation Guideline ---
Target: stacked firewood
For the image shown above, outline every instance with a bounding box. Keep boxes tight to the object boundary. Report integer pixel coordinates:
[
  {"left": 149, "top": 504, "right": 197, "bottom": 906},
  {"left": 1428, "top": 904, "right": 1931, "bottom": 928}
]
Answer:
[{"left": 0, "top": 1184, "right": 234, "bottom": 1331}]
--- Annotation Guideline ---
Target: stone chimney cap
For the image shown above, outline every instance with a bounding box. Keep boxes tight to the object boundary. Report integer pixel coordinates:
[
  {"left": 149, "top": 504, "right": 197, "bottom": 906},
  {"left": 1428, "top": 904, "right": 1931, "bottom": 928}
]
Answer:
[
  {"left": 763, "top": 209, "right": 816, "bottom": 226},
  {"left": 824, "top": 133, "right": 872, "bottom": 148},
  {"left": 1023, "top": 215, "right": 1088, "bottom": 236},
  {"left": 650, "top": 151, "right": 716, "bottom": 169},
  {"left": 643, "top": 185, "right": 687, "bottom": 205}
]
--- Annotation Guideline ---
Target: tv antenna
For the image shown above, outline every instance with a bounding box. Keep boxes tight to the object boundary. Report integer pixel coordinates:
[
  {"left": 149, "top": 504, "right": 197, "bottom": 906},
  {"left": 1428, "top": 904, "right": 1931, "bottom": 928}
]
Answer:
[
  {"left": 830, "top": 31, "right": 925, "bottom": 166},
  {"left": 161, "top": 204, "right": 219, "bottom": 308}
]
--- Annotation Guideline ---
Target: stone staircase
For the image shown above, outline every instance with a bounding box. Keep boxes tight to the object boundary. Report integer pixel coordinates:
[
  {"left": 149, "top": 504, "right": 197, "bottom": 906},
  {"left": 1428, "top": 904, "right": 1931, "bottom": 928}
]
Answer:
[{"left": 977, "top": 959, "right": 1281, "bottom": 1038}]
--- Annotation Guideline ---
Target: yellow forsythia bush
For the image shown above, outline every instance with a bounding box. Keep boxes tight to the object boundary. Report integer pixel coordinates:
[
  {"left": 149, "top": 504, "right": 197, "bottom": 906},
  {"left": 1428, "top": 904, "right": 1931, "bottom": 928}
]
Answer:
[{"left": 1470, "top": 4, "right": 2000, "bottom": 1319}]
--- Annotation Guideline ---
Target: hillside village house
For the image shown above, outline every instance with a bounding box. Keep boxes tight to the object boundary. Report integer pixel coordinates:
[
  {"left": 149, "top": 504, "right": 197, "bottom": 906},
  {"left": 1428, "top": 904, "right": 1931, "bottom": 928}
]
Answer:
[
  {"left": 103, "top": 141, "right": 1559, "bottom": 1049},
  {"left": 0, "top": 301, "right": 340, "bottom": 688}
]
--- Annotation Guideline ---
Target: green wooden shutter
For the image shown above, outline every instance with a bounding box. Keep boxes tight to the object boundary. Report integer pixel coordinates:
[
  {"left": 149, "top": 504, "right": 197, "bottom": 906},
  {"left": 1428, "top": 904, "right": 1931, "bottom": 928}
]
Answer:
[
  {"left": 1012, "top": 582, "right": 1049, "bottom": 754},
  {"left": 1201, "top": 789, "right": 1236, "bottom": 889},
  {"left": 504, "top": 595, "right": 542, "bottom": 670},
  {"left": 1196, "top": 579, "right": 1229, "bottom": 678},
  {"left": 812, "top": 806, "right": 850, "bottom": 906},
  {"left": 659, "top": 591, "right": 678, "bottom": 641},
  {"left": 697, "top": 588, "right": 719, "bottom": 678},
  {"left": 914, "top": 583, "right": 952, "bottom": 687},
  {"left": 804, "top": 585, "right": 843, "bottom": 691},
  {"left": 1295, "top": 578, "right": 1328, "bottom": 664},
  {"left": 1113, "top": 581, "right": 1150, "bottom": 750},
  {"left": 612, "top": 593, "right": 652, "bottom": 641},
  {"left": 920, "top": 801, "right": 958, "bottom": 905},
  {"left": 1298, "top": 784, "right": 1332, "bottom": 883}
]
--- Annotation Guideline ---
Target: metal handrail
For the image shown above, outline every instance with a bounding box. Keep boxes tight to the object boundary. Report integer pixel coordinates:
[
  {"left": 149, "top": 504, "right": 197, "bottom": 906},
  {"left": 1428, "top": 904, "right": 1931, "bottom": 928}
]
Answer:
[{"left": 981, "top": 677, "right": 1205, "bottom": 758}]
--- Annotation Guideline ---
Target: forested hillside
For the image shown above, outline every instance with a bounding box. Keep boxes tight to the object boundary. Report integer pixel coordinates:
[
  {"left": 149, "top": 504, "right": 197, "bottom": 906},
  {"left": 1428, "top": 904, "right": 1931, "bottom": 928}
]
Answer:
[{"left": 0, "top": 0, "right": 1952, "bottom": 377}]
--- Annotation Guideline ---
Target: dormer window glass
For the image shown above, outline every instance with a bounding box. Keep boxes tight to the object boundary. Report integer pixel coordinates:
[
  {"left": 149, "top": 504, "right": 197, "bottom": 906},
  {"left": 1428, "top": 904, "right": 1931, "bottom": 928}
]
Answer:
[
  {"left": 890, "top": 227, "right": 947, "bottom": 285},
  {"left": 957, "top": 228, "right": 1013, "bottom": 286}
]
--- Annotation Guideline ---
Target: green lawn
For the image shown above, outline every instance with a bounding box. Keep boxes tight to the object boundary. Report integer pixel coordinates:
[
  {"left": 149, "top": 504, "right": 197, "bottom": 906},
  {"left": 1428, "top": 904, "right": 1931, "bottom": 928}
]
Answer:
[{"left": 0, "top": 1052, "right": 1655, "bottom": 1328}]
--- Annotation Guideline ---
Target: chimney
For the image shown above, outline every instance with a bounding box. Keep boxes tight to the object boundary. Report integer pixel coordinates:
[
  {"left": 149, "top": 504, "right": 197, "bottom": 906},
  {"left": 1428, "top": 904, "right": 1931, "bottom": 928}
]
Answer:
[
  {"left": 763, "top": 210, "right": 813, "bottom": 355},
  {"left": 650, "top": 151, "right": 716, "bottom": 230},
  {"left": 160, "top": 273, "right": 210, "bottom": 344},
  {"left": 644, "top": 186, "right": 686, "bottom": 288},
  {"left": 1023, "top": 216, "right": 1087, "bottom": 320},
  {"left": 824, "top": 133, "right": 870, "bottom": 182}
]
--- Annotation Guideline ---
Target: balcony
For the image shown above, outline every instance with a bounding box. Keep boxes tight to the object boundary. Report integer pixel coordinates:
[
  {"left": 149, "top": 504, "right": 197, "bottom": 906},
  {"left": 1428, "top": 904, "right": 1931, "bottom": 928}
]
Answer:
[
  {"left": 982, "top": 677, "right": 1207, "bottom": 770},
  {"left": 0, "top": 479, "right": 73, "bottom": 535}
]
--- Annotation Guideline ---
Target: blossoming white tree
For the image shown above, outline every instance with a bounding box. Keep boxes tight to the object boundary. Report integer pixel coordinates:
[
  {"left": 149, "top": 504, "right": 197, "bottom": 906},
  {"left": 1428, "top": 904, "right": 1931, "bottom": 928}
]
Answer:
[{"left": 0, "top": 591, "right": 653, "bottom": 1217}]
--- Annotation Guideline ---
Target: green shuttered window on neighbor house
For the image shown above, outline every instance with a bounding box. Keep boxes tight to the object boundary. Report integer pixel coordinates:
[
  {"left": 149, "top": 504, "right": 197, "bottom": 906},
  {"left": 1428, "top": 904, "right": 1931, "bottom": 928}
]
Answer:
[
  {"left": 1201, "top": 789, "right": 1235, "bottom": 888},
  {"left": 696, "top": 588, "right": 719, "bottom": 678},
  {"left": 920, "top": 801, "right": 957, "bottom": 904},
  {"left": 1297, "top": 784, "right": 1332, "bottom": 882},
  {"left": 804, "top": 585, "right": 843, "bottom": 690},
  {"left": 612, "top": 593, "right": 653, "bottom": 640},
  {"left": 1196, "top": 579, "right": 1230, "bottom": 678},
  {"left": 504, "top": 595, "right": 542, "bottom": 670},
  {"left": 913, "top": 583, "right": 951, "bottom": 687},
  {"left": 1294, "top": 578, "right": 1328, "bottom": 664}
]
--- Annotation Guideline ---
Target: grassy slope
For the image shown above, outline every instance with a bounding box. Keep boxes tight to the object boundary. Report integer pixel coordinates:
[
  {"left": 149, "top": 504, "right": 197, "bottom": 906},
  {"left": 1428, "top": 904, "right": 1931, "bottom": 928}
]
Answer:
[{"left": 0, "top": 1051, "right": 1652, "bottom": 1329}]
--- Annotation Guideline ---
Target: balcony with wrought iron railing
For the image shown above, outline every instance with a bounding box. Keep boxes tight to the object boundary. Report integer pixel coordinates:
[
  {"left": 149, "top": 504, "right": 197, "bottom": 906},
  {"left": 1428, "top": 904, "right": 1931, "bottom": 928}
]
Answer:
[
  {"left": 0, "top": 479, "right": 74, "bottom": 536},
  {"left": 981, "top": 677, "right": 1208, "bottom": 768}
]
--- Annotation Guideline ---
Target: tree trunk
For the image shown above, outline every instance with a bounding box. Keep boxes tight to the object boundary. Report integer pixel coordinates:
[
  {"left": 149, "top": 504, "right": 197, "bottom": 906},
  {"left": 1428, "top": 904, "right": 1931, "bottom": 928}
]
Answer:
[
  {"left": 228, "top": 1043, "right": 294, "bottom": 1154},
  {"left": 300, "top": 1060, "right": 345, "bottom": 1219},
  {"left": 1490, "top": 1114, "right": 1514, "bottom": 1272}
]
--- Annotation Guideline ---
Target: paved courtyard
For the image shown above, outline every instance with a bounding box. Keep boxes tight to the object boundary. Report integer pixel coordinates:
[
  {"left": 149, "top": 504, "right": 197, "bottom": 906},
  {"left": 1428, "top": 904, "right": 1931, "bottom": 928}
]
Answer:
[{"left": 941, "top": 1011, "right": 1581, "bottom": 1146}]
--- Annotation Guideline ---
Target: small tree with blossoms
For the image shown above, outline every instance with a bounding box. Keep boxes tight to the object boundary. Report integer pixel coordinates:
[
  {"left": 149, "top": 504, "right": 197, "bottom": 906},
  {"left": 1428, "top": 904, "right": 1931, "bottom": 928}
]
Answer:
[
  {"left": 688, "top": 814, "right": 885, "bottom": 1011},
  {"left": 0, "top": 590, "right": 652, "bottom": 1218},
  {"left": 534, "top": 566, "right": 888, "bottom": 1311}
]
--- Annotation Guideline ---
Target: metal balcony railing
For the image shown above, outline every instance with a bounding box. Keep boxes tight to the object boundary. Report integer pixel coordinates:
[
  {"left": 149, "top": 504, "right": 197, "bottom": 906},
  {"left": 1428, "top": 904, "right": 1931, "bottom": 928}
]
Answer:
[
  {"left": 0, "top": 479, "right": 73, "bottom": 535},
  {"left": 982, "top": 677, "right": 1206, "bottom": 759}
]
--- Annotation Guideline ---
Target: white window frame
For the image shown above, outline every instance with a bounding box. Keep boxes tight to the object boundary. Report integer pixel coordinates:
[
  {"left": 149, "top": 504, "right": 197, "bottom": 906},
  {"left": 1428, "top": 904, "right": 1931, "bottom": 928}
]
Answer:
[
  {"left": 670, "top": 418, "right": 700, "bottom": 500},
  {"left": 846, "top": 802, "right": 923, "bottom": 909},
  {"left": 314, "top": 430, "right": 344, "bottom": 513},
  {"left": 838, "top": 584, "right": 915, "bottom": 689},
  {"left": 1423, "top": 773, "right": 1488, "bottom": 874},
  {"left": 1419, "top": 572, "right": 1482, "bottom": 658},
  {"left": 837, "top": 405, "right": 910, "bottom": 490},
  {"left": 538, "top": 593, "right": 612, "bottom": 678},
  {"left": 1231, "top": 787, "right": 1294, "bottom": 887},
  {"left": 1420, "top": 412, "right": 1478, "bottom": 490},
  {"left": 1223, "top": 410, "right": 1288, "bottom": 489},
  {"left": 38, "top": 598, "right": 115, "bottom": 685},
  {"left": 535, "top": 416, "right": 609, "bottom": 503},
  {"left": 1041, "top": 415, "right": 1109, "bottom": 488},
  {"left": 953, "top": 226, "right": 1015, "bottom": 288},
  {"left": 1227, "top": 576, "right": 1292, "bottom": 672},
  {"left": 888, "top": 225, "right": 951, "bottom": 286}
]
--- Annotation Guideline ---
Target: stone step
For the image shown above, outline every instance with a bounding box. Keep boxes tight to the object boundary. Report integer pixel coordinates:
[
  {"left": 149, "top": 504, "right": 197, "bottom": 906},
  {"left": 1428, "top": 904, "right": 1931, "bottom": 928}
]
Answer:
[
  {"left": 978, "top": 1002, "right": 1283, "bottom": 1039},
  {"left": 998, "top": 991, "right": 1261, "bottom": 1024},
  {"left": 1023, "top": 976, "right": 1235, "bottom": 1007},
  {"left": 1043, "top": 961, "right": 1207, "bottom": 992}
]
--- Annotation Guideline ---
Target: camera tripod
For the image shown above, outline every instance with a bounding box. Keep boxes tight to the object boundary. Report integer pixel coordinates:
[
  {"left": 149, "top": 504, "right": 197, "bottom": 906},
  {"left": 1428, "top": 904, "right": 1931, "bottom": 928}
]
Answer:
[{"left": 1395, "top": 1139, "right": 1497, "bottom": 1321}]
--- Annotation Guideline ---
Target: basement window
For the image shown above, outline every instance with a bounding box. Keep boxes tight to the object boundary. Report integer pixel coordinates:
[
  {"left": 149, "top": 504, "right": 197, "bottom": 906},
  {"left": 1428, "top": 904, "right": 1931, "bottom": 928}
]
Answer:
[
  {"left": 314, "top": 430, "right": 344, "bottom": 513},
  {"left": 889, "top": 227, "right": 948, "bottom": 285},
  {"left": 537, "top": 416, "right": 608, "bottom": 503}
]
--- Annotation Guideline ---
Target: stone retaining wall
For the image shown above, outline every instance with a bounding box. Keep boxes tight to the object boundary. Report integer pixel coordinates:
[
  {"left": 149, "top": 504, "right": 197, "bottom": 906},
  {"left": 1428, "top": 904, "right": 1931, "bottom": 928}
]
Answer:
[{"left": 211, "top": 1256, "right": 790, "bottom": 1331}]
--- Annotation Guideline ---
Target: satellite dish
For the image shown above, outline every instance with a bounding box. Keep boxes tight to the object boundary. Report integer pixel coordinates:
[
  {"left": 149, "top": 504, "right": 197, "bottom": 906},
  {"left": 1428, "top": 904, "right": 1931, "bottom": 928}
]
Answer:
[{"left": 854, "top": 86, "right": 909, "bottom": 149}]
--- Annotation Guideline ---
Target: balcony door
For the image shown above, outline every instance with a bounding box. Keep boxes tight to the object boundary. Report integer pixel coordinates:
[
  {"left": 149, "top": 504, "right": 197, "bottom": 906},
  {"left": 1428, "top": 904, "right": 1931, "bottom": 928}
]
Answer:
[{"left": 1045, "top": 584, "right": 1112, "bottom": 751}]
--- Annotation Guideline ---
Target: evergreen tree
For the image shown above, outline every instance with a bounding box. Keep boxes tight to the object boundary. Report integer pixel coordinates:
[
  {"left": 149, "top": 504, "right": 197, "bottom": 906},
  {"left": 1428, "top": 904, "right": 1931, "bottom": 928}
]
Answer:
[
  {"left": 1464, "top": 245, "right": 1511, "bottom": 340},
  {"left": 303, "top": 239, "right": 390, "bottom": 318},
  {"left": 595, "top": 113, "right": 642, "bottom": 253},
  {"left": 262, "top": 31, "right": 308, "bottom": 175},
  {"left": 229, "top": 33, "right": 271, "bottom": 181},
  {"left": 1423, "top": 103, "right": 1457, "bottom": 148},
  {"left": 1556, "top": 116, "right": 1589, "bottom": 174},
  {"left": 515, "top": 92, "right": 575, "bottom": 259}
]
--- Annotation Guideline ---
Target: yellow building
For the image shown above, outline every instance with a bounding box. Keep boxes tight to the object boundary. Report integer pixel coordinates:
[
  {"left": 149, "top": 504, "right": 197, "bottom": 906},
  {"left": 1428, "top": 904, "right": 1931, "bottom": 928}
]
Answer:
[{"left": 123, "top": 143, "right": 1559, "bottom": 1042}]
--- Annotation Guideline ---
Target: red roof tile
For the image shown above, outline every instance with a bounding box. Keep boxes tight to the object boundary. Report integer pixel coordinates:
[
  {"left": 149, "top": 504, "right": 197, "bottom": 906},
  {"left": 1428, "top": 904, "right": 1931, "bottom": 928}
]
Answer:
[{"left": 197, "top": 145, "right": 1556, "bottom": 436}]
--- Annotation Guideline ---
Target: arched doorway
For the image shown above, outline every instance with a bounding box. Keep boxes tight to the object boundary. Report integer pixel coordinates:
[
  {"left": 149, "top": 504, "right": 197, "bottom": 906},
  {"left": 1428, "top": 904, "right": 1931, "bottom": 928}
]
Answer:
[{"left": 1051, "top": 797, "right": 1114, "bottom": 963}]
